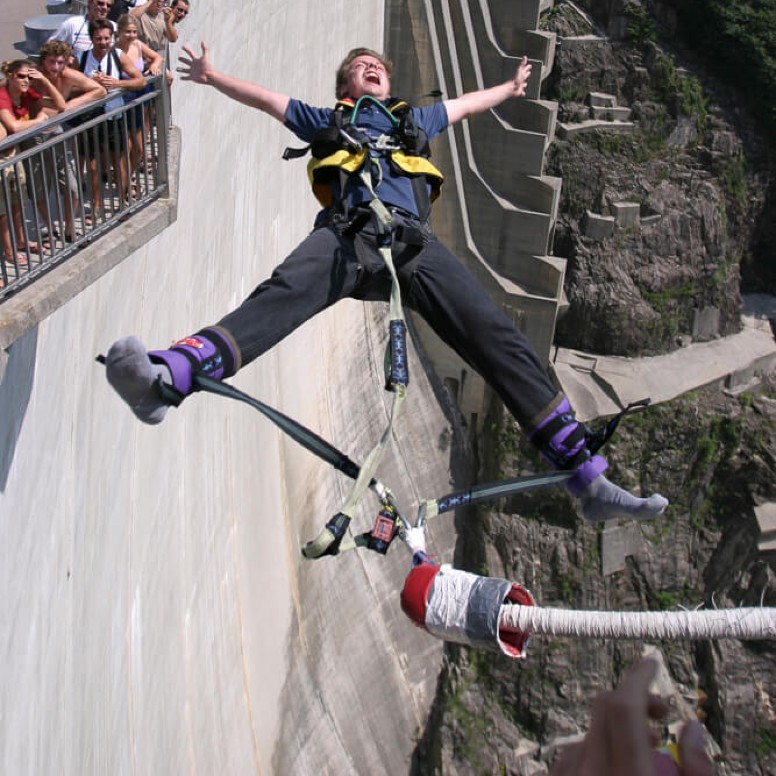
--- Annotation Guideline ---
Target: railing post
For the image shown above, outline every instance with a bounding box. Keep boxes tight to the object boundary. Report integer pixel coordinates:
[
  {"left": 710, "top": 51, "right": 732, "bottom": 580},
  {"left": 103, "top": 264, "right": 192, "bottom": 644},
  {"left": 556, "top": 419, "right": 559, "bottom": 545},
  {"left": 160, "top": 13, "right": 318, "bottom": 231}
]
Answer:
[{"left": 154, "top": 76, "right": 171, "bottom": 196}]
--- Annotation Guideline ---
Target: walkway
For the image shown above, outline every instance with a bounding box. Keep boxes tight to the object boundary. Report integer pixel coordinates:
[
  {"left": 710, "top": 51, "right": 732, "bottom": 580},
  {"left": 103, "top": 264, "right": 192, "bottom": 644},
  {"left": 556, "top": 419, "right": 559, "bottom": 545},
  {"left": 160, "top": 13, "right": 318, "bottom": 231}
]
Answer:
[
  {"left": 554, "top": 296, "right": 776, "bottom": 421},
  {"left": 0, "top": 1, "right": 45, "bottom": 58}
]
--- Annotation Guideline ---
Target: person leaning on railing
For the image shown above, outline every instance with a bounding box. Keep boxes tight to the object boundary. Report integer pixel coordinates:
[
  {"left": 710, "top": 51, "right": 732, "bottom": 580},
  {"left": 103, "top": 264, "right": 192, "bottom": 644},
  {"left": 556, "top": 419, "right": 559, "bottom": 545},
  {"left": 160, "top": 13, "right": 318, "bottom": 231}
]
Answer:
[
  {"left": 115, "top": 14, "right": 163, "bottom": 190},
  {"left": 0, "top": 60, "right": 65, "bottom": 264},
  {"left": 0, "top": 123, "right": 28, "bottom": 283},
  {"left": 78, "top": 20, "right": 146, "bottom": 217},
  {"left": 35, "top": 40, "right": 107, "bottom": 242}
]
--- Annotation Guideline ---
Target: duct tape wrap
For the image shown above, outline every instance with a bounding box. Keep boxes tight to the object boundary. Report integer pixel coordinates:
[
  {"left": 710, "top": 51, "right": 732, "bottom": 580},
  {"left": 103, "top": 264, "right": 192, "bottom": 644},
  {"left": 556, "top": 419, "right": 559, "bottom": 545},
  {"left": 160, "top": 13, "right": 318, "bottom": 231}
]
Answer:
[{"left": 401, "top": 563, "right": 535, "bottom": 658}]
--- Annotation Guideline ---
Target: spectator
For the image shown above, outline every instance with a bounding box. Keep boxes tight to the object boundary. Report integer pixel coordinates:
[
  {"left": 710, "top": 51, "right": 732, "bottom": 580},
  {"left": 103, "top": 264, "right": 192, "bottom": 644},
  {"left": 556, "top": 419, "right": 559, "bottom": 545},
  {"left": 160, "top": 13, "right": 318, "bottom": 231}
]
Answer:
[
  {"left": 108, "top": 0, "right": 139, "bottom": 23},
  {"left": 170, "top": 0, "right": 190, "bottom": 26},
  {"left": 35, "top": 40, "right": 107, "bottom": 241},
  {"left": 79, "top": 20, "right": 146, "bottom": 215},
  {"left": 48, "top": 0, "right": 117, "bottom": 64},
  {"left": 0, "top": 123, "right": 28, "bottom": 276},
  {"left": 0, "top": 59, "right": 66, "bottom": 258},
  {"left": 38, "top": 40, "right": 107, "bottom": 113},
  {"left": 131, "top": 0, "right": 178, "bottom": 53},
  {"left": 115, "top": 14, "right": 163, "bottom": 186}
]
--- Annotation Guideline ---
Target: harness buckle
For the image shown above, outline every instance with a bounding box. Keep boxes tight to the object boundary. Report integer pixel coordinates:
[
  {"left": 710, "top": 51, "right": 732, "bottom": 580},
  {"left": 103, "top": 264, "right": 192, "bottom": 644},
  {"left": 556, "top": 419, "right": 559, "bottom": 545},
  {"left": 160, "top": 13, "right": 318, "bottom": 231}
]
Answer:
[
  {"left": 366, "top": 506, "right": 399, "bottom": 554},
  {"left": 339, "top": 125, "right": 371, "bottom": 153}
]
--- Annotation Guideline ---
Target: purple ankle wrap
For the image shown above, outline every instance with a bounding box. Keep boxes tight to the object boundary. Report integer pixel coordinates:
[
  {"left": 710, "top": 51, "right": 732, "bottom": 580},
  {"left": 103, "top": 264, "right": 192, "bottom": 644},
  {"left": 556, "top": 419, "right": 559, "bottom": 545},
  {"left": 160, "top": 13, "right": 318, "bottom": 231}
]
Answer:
[
  {"left": 149, "top": 330, "right": 235, "bottom": 398},
  {"left": 531, "top": 397, "right": 586, "bottom": 467},
  {"left": 148, "top": 348, "right": 195, "bottom": 395},
  {"left": 565, "top": 454, "right": 608, "bottom": 497}
]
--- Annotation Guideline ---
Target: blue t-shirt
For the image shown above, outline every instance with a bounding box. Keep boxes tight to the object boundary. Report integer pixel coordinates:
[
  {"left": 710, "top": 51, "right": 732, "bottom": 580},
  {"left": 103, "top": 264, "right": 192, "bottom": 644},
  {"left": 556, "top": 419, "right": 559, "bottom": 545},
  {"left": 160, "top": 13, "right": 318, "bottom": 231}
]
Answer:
[{"left": 285, "top": 97, "right": 448, "bottom": 217}]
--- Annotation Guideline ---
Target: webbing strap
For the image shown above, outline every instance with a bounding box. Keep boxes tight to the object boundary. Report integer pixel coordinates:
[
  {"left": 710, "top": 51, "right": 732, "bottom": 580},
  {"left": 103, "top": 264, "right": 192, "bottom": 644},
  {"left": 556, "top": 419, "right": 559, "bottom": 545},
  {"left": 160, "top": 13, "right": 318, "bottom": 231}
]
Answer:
[
  {"left": 339, "top": 386, "right": 406, "bottom": 519},
  {"left": 302, "top": 162, "right": 411, "bottom": 558},
  {"left": 193, "top": 375, "right": 363, "bottom": 480},
  {"left": 417, "top": 471, "right": 575, "bottom": 525},
  {"left": 335, "top": 167, "right": 408, "bottom": 516}
]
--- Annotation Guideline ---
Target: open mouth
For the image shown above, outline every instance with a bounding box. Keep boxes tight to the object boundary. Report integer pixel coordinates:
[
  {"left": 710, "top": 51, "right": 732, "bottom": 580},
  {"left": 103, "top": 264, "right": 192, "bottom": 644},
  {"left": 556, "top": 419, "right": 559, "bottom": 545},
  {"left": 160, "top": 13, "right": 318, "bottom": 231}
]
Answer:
[{"left": 365, "top": 72, "right": 381, "bottom": 84}]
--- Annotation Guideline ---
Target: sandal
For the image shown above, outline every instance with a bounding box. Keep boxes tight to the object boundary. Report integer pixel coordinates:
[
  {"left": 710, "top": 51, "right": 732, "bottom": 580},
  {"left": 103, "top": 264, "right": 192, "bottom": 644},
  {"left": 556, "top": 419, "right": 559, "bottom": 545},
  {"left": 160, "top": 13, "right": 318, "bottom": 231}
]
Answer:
[
  {"left": 5, "top": 252, "right": 29, "bottom": 268},
  {"left": 22, "top": 241, "right": 48, "bottom": 255}
]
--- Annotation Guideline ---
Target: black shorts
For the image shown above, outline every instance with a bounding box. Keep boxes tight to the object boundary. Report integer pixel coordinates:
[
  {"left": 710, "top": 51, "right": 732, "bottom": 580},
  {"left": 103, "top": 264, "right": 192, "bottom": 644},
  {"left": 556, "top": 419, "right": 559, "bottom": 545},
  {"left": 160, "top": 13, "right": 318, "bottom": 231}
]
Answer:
[{"left": 78, "top": 117, "right": 128, "bottom": 158}]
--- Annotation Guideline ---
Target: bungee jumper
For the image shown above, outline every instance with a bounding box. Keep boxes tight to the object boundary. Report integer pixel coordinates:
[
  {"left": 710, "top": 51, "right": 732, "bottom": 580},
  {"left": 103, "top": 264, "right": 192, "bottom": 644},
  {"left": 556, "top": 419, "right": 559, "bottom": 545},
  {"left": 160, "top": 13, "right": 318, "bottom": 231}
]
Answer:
[{"left": 103, "top": 43, "right": 669, "bottom": 557}]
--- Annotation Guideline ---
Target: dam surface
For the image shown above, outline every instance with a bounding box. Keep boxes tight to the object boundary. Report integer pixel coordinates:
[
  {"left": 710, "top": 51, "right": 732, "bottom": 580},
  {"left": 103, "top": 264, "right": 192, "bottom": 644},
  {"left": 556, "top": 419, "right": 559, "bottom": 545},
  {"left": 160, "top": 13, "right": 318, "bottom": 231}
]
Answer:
[{"left": 0, "top": 2, "right": 460, "bottom": 773}]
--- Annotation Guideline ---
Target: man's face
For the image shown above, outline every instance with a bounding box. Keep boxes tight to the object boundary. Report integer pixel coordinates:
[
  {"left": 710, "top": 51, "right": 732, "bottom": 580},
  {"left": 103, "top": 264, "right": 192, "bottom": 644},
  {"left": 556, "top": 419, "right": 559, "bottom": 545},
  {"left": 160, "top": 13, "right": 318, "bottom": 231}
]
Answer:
[
  {"left": 42, "top": 55, "right": 67, "bottom": 80},
  {"left": 91, "top": 28, "right": 113, "bottom": 57},
  {"left": 148, "top": 0, "right": 164, "bottom": 15},
  {"left": 345, "top": 54, "right": 390, "bottom": 101},
  {"left": 89, "top": 0, "right": 113, "bottom": 20},
  {"left": 172, "top": 1, "right": 189, "bottom": 22}
]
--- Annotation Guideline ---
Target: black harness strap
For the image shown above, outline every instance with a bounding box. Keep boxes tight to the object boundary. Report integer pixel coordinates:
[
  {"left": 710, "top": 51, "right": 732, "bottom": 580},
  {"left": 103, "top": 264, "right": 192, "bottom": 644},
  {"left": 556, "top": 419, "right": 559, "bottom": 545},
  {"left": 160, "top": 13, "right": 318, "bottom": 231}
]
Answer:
[{"left": 585, "top": 398, "right": 652, "bottom": 456}]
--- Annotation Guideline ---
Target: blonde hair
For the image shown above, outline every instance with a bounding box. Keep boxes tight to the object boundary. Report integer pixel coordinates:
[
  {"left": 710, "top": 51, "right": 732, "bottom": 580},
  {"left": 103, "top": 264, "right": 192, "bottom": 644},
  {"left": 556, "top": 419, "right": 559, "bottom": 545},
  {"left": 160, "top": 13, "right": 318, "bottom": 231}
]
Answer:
[{"left": 117, "top": 14, "right": 138, "bottom": 33}]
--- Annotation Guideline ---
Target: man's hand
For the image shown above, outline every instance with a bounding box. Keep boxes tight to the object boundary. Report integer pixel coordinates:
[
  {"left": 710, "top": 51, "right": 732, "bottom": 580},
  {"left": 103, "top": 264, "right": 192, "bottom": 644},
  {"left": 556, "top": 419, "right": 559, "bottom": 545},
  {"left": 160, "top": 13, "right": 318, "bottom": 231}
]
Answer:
[
  {"left": 93, "top": 73, "right": 121, "bottom": 90},
  {"left": 178, "top": 42, "right": 214, "bottom": 86},
  {"left": 511, "top": 55, "right": 532, "bottom": 98},
  {"left": 444, "top": 54, "right": 534, "bottom": 124},
  {"left": 550, "top": 658, "right": 714, "bottom": 776}
]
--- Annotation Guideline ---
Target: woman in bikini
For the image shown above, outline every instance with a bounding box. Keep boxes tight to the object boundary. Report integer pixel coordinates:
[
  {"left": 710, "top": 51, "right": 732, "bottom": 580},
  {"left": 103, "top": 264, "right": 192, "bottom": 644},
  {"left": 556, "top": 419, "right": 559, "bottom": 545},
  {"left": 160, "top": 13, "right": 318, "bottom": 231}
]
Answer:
[{"left": 116, "top": 14, "right": 163, "bottom": 192}]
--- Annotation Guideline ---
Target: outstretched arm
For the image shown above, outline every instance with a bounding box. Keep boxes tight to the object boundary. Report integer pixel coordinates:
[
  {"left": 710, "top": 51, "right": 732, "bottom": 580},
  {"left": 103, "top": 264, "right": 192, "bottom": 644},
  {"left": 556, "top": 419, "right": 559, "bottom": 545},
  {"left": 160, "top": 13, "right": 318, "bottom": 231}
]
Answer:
[
  {"left": 444, "top": 56, "right": 532, "bottom": 125},
  {"left": 177, "top": 42, "right": 289, "bottom": 123}
]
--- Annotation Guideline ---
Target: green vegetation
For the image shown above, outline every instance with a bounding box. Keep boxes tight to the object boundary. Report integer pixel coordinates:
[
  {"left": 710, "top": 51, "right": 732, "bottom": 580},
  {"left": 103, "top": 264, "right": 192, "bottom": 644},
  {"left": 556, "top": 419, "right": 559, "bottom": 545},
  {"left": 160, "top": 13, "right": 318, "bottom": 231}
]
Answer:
[
  {"left": 676, "top": 0, "right": 776, "bottom": 136},
  {"left": 624, "top": 3, "right": 657, "bottom": 44},
  {"left": 651, "top": 589, "right": 679, "bottom": 610},
  {"left": 557, "top": 85, "right": 589, "bottom": 103},
  {"left": 650, "top": 52, "right": 708, "bottom": 137},
  {"left": 754, "top": 724, "right": 776, "bottom": 757},
  {"left": 719, "top": 152, "right": 749, "bottom": 221}
]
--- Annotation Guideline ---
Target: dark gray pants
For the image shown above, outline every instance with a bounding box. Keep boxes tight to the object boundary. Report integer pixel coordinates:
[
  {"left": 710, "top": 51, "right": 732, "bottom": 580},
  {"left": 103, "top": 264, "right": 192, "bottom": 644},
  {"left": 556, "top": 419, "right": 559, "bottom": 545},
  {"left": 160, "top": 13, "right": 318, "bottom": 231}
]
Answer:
[{"left": 216, "top": 212, "right": 556, "bottom": 426}]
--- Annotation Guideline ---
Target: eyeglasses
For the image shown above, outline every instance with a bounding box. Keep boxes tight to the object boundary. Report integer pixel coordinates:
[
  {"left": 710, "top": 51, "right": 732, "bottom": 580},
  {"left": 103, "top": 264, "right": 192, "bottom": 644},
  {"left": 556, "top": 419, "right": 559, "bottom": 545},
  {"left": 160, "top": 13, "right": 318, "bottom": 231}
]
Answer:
[
  {"left": 348, "top": 61, "right": 386, "bottom": 74},
  {"left": 93, "top": 1, "right": 113, "bottom": 7},
  {"left": 13, "top": 73, "right": 30, "bottom": 80}
]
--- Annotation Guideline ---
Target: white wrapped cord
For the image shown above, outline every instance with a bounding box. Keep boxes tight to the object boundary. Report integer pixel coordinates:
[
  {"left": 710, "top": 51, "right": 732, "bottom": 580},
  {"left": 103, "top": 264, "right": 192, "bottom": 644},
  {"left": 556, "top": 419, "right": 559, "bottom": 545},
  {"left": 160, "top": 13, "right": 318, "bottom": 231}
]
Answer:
[{"left": 499, "top": 604, "right": 776, "bottom": 641}]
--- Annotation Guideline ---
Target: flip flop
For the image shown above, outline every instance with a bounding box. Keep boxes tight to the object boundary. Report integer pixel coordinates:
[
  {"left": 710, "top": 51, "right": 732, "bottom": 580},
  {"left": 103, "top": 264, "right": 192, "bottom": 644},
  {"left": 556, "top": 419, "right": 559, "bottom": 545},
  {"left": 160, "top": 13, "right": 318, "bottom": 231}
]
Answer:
[
  {"left": 5, "top": 252, "right": 29, "bottom": 268},
  {"left": 22, "top": 241, "right": 47, "bottom": 255}
]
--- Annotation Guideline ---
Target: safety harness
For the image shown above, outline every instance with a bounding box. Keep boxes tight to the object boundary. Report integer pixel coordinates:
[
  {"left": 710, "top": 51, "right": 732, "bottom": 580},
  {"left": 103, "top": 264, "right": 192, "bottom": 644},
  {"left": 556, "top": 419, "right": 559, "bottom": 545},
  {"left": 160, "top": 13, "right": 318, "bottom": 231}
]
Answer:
[{"left": 283, "top": 96, "right": 444, "bottom": 222}]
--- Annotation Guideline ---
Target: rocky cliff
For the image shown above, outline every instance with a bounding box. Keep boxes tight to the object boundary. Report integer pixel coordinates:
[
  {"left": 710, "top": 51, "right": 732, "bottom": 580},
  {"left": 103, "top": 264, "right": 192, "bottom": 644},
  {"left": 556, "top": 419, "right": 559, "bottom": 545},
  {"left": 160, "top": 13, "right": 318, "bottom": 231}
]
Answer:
[
  {"left": 544, "top": 1, "right": 771, "bottom": 356},
  {"left": 411, "top": 2, "right": 776, "bottom": 774},
  {"left": 414, "top": 379, "right": 776, "bottom": 776}
]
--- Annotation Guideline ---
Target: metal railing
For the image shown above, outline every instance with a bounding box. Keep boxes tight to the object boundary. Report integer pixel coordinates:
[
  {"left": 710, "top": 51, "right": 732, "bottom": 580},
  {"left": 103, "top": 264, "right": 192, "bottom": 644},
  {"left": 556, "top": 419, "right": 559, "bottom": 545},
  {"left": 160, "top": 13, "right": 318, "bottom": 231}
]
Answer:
[{"left": 0, "top": 73, "right": 170, "bottom": 300}]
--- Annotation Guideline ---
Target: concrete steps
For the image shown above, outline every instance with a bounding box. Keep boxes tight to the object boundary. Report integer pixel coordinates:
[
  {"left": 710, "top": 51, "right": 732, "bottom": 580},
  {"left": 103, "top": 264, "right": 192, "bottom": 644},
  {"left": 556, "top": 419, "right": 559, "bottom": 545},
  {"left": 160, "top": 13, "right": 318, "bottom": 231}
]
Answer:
[{"left": 557, "top": 91, "right": 635, "bottom": 138}]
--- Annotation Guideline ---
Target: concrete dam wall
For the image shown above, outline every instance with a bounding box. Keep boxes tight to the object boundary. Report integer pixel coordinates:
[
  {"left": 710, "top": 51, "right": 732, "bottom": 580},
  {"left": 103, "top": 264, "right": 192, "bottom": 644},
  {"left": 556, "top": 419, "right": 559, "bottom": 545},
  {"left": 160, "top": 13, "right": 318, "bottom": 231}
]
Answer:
[{"left": 0, "top": 2, "right": 460, "bottom": 774}]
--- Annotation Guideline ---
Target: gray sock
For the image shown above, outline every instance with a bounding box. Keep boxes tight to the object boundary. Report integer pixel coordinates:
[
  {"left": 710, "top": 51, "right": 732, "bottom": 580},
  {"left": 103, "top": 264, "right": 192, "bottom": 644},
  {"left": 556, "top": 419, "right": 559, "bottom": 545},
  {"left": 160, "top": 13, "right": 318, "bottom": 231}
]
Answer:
[
  {"left": 105, "top": 336, "right": 172, "bottom": 425},
  {"left": 579, "top": 475, "right": 668, "bottom": 522}
]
